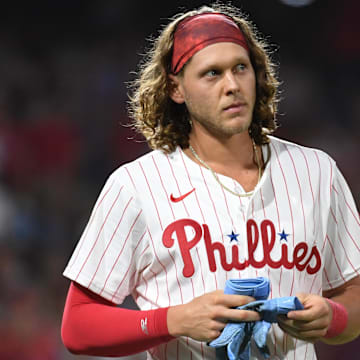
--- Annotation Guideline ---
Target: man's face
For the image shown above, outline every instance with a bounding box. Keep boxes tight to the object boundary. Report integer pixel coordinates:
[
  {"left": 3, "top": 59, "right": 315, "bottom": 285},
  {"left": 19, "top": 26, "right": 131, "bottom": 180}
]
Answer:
[{"left": 170, "top": 42, "right": 256, "bottom": 139}]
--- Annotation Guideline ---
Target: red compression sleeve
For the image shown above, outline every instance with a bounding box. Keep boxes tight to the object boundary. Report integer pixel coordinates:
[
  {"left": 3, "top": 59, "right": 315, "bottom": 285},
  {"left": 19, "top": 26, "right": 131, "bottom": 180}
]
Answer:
[{"left": 61, "top": 282, "right": 174, "bottom": 356}]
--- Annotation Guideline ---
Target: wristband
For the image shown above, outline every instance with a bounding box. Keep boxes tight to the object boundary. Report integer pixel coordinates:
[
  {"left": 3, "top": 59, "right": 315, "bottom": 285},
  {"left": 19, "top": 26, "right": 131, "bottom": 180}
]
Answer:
[{"left": 324, "top": 299, "right": 348, "bottom": 338}]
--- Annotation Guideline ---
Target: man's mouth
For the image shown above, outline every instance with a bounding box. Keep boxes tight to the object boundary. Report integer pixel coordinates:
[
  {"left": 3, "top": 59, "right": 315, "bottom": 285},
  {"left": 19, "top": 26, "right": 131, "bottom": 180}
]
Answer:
[{"left": 223, "top": 102, "right": 247, "bottom": 113}]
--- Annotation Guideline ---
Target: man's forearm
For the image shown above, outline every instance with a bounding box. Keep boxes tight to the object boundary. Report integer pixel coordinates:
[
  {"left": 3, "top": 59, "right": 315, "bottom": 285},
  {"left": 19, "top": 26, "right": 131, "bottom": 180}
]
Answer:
[{"left": 61, "top": 282, "right": 173, "bottom": 356}]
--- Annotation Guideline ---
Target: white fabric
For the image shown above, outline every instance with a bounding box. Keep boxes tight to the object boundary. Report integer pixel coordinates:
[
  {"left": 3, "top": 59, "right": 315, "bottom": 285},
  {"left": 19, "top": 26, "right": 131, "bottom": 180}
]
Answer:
[{"left": 64, "top": 136, "right": 360, "bottom": 360}]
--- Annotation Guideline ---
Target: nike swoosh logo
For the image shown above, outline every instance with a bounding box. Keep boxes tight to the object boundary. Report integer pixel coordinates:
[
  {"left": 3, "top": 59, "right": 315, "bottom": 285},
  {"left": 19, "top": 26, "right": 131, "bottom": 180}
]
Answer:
[{"left": 170, "top": 188, "right": 195, "bottom": 203}]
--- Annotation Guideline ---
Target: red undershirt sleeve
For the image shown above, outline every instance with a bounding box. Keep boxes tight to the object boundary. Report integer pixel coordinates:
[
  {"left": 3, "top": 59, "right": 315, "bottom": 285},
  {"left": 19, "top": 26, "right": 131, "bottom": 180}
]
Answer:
[{"left": 61, "top": 281, "right": 174, "bottom": 357}]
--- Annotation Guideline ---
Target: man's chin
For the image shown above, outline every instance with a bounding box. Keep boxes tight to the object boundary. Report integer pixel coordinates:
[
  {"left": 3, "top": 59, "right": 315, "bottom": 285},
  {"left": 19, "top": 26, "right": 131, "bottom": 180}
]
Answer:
[{"left": 222, "top": 118, "right": 251, "bottom": 135}]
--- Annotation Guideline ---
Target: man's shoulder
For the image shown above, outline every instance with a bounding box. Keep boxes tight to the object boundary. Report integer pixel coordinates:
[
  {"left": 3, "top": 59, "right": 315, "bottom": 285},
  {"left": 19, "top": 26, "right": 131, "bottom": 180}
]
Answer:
[
  {"left": 109, "top": 147, "right": 180, "bottom": 183},
  {"left": 269, "top": 136, "right": 335, "bottom": 165}
]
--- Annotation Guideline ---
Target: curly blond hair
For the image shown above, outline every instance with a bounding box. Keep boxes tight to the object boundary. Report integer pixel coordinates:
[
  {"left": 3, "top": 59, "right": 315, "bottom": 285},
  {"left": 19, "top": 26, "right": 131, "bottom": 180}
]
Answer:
[{"left": 128, "top": 3, "right": 280, "bottom": 153}]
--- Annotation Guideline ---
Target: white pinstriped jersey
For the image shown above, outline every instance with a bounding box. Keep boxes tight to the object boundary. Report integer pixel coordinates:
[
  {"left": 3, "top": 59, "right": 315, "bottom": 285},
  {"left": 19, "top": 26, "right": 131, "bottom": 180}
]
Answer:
[{"left": 64, "top": 136, "right": 360, "bottom": 360}]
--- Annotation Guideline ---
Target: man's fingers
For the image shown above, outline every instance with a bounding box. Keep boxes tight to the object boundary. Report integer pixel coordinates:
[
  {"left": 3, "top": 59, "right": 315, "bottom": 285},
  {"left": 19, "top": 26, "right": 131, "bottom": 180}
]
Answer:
[
  {"left": 294, "top": 292, "right": 307, "bottom": 304},
  {"left": 220, "top": 308, "right": 261, "bottom": 322},
  {"left": 279, "top": 317, "right": 327, "bottom": 331},
  {"left": 213, "top": 293, "right": 260, "bottom": 322},
  {"left": 278, "top": 322, "right": 317, "bottom": 343},
  {"left": 287, "top": 302, "right": 329, "bottom": 321},
  {"left": 279, "top": 321, "right": 326, "bottom": 342},
  {"left": 287, "top": 308, "right": 315, "bottom": 321},
  {"left": 292, "top": 318, "right": 329, "bottom": 331},
  {"left": 217, "top": 294, "right": 256, "bottom": 307}
]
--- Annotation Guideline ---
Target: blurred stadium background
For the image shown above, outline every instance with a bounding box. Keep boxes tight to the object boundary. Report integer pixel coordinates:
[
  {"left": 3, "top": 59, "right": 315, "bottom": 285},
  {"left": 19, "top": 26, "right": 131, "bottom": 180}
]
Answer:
[{"left": 0, "top": 0, "right": 359, "bottom": 359}]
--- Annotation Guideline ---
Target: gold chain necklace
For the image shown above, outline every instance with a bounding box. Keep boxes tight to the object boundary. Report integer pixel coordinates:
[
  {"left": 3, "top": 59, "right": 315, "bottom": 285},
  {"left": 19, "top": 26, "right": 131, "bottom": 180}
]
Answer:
[{"left": 189, "top": 139, "right": 262, "bottom": 197}]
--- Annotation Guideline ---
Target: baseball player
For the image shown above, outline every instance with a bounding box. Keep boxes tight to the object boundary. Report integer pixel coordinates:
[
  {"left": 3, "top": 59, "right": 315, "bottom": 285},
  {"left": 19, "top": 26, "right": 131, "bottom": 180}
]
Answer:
[{"left": 61, "top": 3, "right": 360, "bottom": 359}]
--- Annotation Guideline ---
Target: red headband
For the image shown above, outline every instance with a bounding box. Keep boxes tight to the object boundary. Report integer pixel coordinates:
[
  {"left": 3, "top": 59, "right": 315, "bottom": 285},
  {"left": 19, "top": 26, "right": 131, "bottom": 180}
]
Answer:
[{"left": 171, "top": 12, "right": 249, "bottom": 74}]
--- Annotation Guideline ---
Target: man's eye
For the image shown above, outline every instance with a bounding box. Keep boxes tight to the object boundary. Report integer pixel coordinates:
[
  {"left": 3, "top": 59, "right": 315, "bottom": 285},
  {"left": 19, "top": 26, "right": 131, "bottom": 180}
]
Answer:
[
  {"left": 205, "top": 69, "right": 219, "bottom": 77},
  {"left": 235, "top": 64, "right": 246, "bottom": 72}
]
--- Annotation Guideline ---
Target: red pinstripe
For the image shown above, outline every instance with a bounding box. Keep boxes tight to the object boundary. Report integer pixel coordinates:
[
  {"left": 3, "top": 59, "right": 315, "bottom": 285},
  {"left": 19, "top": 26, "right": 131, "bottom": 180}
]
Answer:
[
  {"left": 269, "top": 163, "right": 283, "bottom": 298},
  {"left": 315, "top": 282, "right": 323, "bottom": 295},
  {"left": 167, "top": 248, "right": 184, "bottom": 304},
  {"left": 198, "top": 165, "right": 225, "bottom": 244},
  {"left": 233, "top": 180, "right": 246, "bottom": 223},
  {"left": 75, "top": 185, "right": 124, "bottom": 282},
  {"left": 221, "top": 186, "right": 235, "bottom": 230},
  {"left": 198, "top": 165, "right": 225, "bottom": 290},
  {"left": 261, "top": 185, "right": 278, "bottom": 360},
  {"left": 179, "top": 150, "right": 213, "bottom": 293},
  {"left": 336, "top": 203, "right": 360, "bottom": 252},
  {"left": 336, "top": 230, "right": 360, "bottom": 276},
  {"left": 136, "top": 162, "right": 174, "bottom": 305},
  {"left": 269, "top": 163, "right": 281, "bottom": 231},
  {"left": 286, "top": 147, "right": 308, "bottom": 293},
  {"left": 200, "top": 342, "right": 204, "bottom": 360},
  {"left": 334, "top": 183, "right": 360, "bottom": 227},
  {"left": 321, "top": 235, "right": 333, "bottom": 289},
  {"left": 272, "top": 143, "right": 295, "bottom": 297},
  {"left": 325, "top": 234, "right": 347, "bottom": 283},
  {"left": 221, "top": 185, "right": 244, "bottom": 278},
  {"left": 152, "top": 155, "right": 184, "bottom": 304},
  {"left": 99, "top": 210, "right": 143, "bottom": 296},
  {"left": 328, "top": 158, "right": 333, "bottom": 198},
  {"left": 125, "top": 163, "right": 178, "bottom": 306},
  {"left": 166, "top": 154, "right": 190, "bottom": 217},
  {"left": 111, "top": 229, "right": 147, "bottom": 301},
  {"left": 87, "top": 197, "right": 134, "bottom": 288},
  {"left": 142, "top": 272, "right": 149, "bottom": 306},
  {"left": 139, "top": 162, "right": 163, "bottom": 230},
  {"left": 286, "top": 146, "right": 307, "bottom": 243},
  {"left": 219, "top": 186, "right": 236, "bottom": 280},
  {"left": 149, "top": 269, "right": 159, "bottom": 306},
  {"left": 323, "top": 266, "right": 333, "bottom": 289},
  {"left": 314, "top": 151, "right": 322, "bottom": 221},
  {"left": 152, "top": 155, "right": 175, "bottom": 219},
  {"left": 260, "top": 188, "right": 266, "bottom": 218},
  {"left": 179, "top": 150, "right": 206, "bottom": 222},
  {"left": 307, "top": 273, "right": 319, "bottom": 295},
  {"left": 196, "top": 248, "right": 207, "bottom": 292},
  {"left": 283, "top": 332, "right": 287, "bottom": 353},
  {"left": 273, "top": 143, "right": 298, "bottom": 356},
  {"left": 303, "top": 341, "right": 309, "bottom": 359},
  {"left": 147, "top": 228, "right": 171, "bottom": 306},
  {"left": 330, "top": 209, "right": 360, "bottom": 276},
  {"left": 134, "top": 243, "right": 150, "bottom": 303},
  {"left": 298, "top": 147, "right": 316, "bottom": 232},
  {"left": 124, "top": 167, "right": 137, "bottom": 189},
  {"left": 293, "top": 338, "right": 298, "bottom": 360},
  {"left": 69, "top": 179, "right": 116, "bottom": 270}
]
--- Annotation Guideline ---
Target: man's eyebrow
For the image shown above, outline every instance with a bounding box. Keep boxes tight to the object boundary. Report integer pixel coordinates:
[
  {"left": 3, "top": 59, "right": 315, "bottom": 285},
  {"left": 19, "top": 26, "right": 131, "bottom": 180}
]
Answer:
[{"left": 198, "top": 56, "right": 250, "bottom": 71}]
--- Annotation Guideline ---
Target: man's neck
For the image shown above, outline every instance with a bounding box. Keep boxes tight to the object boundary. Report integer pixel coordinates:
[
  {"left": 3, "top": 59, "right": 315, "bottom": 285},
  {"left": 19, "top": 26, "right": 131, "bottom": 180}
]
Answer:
[
  {"left": 187, "top": 128, "right": 256, "bottom": 170},
  {"left": 184, "top": 125, "right": 263, "bottom": 193}
]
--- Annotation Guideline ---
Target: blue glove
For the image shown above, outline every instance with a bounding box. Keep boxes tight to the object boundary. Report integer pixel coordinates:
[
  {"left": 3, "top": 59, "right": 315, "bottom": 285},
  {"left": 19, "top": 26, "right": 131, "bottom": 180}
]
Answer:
[
  {"left": 209, "top": 278, "right": 303, "bottom": 360},
  {"left": 224, "top": 277, "right": 270, "bottom": 300}
]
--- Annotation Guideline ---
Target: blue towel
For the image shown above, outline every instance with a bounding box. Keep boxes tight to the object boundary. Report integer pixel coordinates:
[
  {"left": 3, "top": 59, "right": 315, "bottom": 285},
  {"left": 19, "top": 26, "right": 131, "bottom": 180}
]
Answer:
[{"left": 209, "top": 278, "right": 303, "bottom": 360}]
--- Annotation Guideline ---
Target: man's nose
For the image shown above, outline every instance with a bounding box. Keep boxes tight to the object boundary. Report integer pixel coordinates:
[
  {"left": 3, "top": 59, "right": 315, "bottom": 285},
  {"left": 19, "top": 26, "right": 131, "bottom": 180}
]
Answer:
[{"left": 223, "top": 71, "right": 240, "bottom": 95}]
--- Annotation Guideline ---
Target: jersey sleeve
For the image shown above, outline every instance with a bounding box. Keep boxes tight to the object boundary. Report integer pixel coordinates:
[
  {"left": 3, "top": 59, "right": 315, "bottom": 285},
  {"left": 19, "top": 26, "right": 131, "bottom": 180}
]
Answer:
[
  {"left": 63, "top": 169, "right": 148, "bottom": 304},
  {"left": 322, "top": 163, "right": 360, "bottom": 290}
]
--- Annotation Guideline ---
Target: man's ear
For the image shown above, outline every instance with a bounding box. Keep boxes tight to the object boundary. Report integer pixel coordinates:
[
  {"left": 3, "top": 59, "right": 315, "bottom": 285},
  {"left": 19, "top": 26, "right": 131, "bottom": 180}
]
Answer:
[{"left": 168, "top": 74, "right": 185, "bottom": 104}]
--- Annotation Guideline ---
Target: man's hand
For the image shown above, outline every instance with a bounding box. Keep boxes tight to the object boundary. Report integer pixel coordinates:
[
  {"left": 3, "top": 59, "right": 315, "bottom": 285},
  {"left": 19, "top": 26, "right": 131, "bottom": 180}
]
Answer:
[
  {"left": 167, "top": 290, "right": 261, "bottom": 342},
  {"left": 277, "top": 293, "right": 332, "bottom": 343}
]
